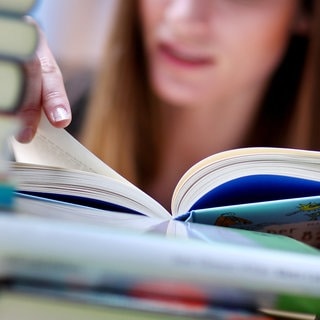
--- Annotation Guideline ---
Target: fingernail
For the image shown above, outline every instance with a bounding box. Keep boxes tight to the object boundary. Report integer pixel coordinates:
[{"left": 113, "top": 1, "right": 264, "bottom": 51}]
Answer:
[
  {"left": 16, "top": 127, "right": 35, "bottom": 143},
  {"left": 51, "top": 106, "right": 70, "bottom": 122}
]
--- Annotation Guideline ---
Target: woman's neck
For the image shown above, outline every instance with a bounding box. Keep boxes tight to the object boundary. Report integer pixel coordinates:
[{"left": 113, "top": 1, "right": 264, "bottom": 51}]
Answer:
[{"left": 145, "top": 90, "right": 264, "bottom": 212}]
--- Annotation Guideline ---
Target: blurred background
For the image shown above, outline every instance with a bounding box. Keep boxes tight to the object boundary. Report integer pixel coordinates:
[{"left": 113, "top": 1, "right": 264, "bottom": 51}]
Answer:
[
  {"left": 31, "top": 0, "right": 116, "bottom": 136},
  {"left": 33, "top": 0, "right": 115, "bottom": 75}
]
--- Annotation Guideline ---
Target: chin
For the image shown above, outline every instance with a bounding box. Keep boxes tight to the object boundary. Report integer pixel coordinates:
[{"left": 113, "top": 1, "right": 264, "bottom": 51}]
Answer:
[
  {"left": 156, "top": 87, "right": 199, "bottom": 108},
  {"left": 152, "top": 77, "right": 201, "bottom": 108}
]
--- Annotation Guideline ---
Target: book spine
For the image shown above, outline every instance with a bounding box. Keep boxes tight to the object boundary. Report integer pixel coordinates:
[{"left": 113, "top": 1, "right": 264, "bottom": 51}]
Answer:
[
  {"left": 0, "top": 0, "right": 37, "bottom": 16},
  {"left": 0, "top": 0, "right": 38, "bottom": 113},
  {"left": 0, "top": 215, "right": 319, "bottom": 314},
  {"left": 1, "top": 283, "right": 273, "bottom": 320},
  {"left": 0, "top": 15, "right": 39, "bottom": 61}
]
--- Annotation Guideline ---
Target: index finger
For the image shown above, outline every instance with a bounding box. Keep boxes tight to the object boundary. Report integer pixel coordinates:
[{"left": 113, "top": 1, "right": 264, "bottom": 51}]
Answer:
[{"left": 37, "top": 29, "right": 72, "bottom": 128}]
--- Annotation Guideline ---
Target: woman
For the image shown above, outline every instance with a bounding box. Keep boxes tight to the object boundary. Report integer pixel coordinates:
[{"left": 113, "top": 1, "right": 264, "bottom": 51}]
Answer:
[{"left": 18, "top": 0, "right": 319, "bottom": 210}]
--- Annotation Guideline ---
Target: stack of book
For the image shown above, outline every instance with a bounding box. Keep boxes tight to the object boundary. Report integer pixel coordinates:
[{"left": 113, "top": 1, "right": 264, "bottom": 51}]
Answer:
[
  {"left": 0, "top": 0, "right": 38, "bottom": 209},
  {"left": 0, "top": 1, "right": 319, "bottom": 319},
  {"left": 3, "top": 114, "right": 320, "bottom": 319},
  {"left": 0, "top": 208, "right": 318, "bottom": 319}
]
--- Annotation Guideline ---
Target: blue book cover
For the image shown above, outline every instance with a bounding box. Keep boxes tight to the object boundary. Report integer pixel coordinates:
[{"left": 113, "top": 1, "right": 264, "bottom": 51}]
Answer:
[{"left": 187, "top": 193, "right": 320, "bottom": 247}]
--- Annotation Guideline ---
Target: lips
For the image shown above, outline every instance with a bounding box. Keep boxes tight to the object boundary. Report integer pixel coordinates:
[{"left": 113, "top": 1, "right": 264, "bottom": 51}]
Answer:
[{"left": 158, "top": 43, "right": 213, "bottom": 68}]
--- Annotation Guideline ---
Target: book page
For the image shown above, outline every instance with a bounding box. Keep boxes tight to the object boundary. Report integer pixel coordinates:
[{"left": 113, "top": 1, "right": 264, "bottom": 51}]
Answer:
[
  {"left": 10, "top": 113, "right": 130, "bottom": 185},
  {"left": 15, "top": 193, "right": 167, "bottom": 233},
  {"left": 172, "top": 147, "right": 320, "bottom": 216},
  {"left": 10, "top": 114, "right": 171, "bottom": 219}
]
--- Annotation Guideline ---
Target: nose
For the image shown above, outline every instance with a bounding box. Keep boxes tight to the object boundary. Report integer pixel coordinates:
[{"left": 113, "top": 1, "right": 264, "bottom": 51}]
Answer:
[{"left": 165, "top": 0, "right": 211, "bottom": 39}]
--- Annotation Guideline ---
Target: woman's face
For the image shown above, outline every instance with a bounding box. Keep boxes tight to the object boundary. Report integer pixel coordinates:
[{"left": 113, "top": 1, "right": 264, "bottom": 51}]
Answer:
[{"left": 139, "top": 0, "right": 306, "bottom": 109}]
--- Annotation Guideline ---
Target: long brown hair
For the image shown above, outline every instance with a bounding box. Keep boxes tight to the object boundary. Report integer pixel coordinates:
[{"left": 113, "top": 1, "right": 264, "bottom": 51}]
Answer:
[
  {"left": 81, "top": 1, "right": 161, "bottom": 186},
  {"left": 81, "top": 0, "right": 320, "bottom": 187},
  {"left": 287, "top": 0, "right": 320, "bottom": 149},
  {"left": 247, "top": 0, "right": 320, "bottom": 149}
]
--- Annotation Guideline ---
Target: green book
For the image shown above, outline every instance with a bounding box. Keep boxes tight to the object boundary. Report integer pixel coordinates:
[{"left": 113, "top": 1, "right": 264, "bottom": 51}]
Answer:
[
  {"left": 0, "top": 0, "right": 38, "bottom": 112},
  {"left": 0, "top": 15, "right": 38, "bottom": 61},
  {"left": 0, "top": 61, "right": 25, "bottom": 112},
  {"left": 0, "top": 0, "right": 37, "bottom": 16}
]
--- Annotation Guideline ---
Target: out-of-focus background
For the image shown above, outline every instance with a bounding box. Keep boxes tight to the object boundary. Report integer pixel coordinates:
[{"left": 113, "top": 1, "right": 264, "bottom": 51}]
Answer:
[
  {"left": 33, "top": 0, "right": 115, "bottom": 77},
  {"left": 32, "top": 0, "right": 116, "bottom": 135}
]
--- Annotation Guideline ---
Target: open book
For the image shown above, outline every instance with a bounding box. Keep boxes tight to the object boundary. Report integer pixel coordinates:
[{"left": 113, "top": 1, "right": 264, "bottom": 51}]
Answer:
[{"left": 10, "top": 114, "right": 320, "bottom": 247}]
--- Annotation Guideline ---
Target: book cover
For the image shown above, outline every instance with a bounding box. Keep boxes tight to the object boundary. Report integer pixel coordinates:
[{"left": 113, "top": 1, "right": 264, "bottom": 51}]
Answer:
[
  {"left": 0, "top": 60, "right": 25, "bottom": 112},
  {"left": 0, "top": 288, "right": 274, "bottom": 320},
  {"left": 0, "top": 214, "right": 319, "bottom": 315},
  {"left": 187, "top": 194, "right": 320, "bottom": 248},
  {"left": 0, "top": 15, "right": 38, "bottom": 61},
  {"left": 0, "top": 0, "right": 37, "bottom": 16}
]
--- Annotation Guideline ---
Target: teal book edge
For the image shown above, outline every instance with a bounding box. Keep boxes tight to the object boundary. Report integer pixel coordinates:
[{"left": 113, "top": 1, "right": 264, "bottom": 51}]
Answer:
[
  {"left": 0, "top": 183, "right": 15, "bottom": 209},
  {"left": 187, "top": 194, "right": 320, "bottom": 232}
]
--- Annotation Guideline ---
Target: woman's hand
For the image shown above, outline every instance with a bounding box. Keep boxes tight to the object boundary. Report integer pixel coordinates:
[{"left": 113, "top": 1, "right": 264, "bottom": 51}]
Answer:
[{"left": 16, "top": 27, "right": 71, "bottom": 143}]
